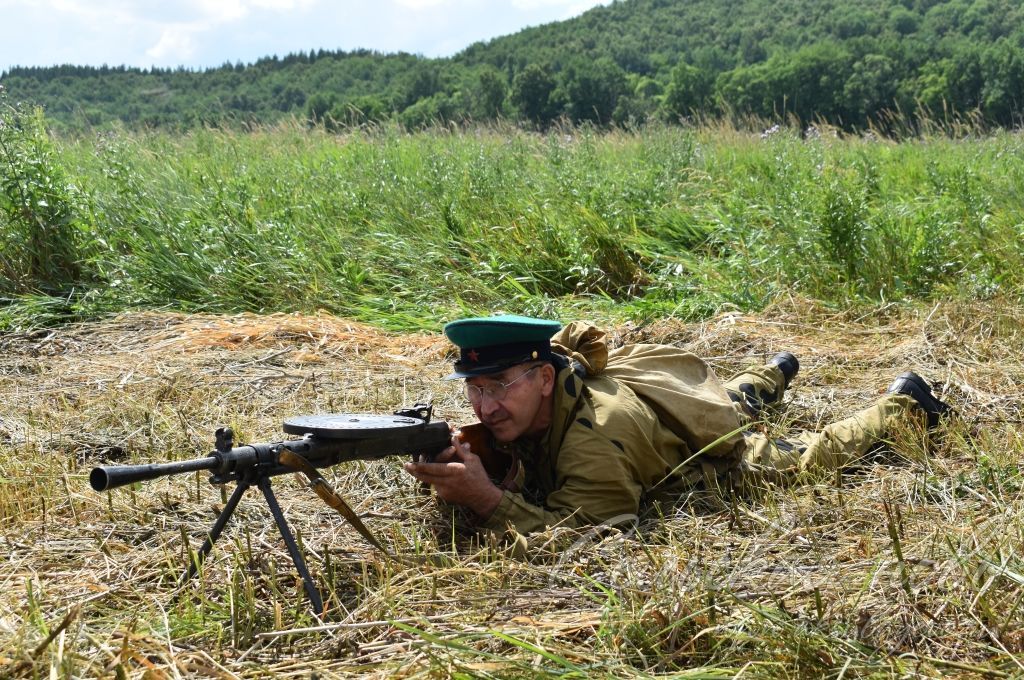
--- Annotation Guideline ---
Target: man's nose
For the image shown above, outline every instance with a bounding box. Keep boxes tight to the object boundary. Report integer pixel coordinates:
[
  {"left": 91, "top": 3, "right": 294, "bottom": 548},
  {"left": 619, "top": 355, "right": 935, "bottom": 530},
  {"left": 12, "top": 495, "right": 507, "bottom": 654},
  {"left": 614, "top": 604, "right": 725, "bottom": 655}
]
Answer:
[{"left": 477, "top": 392, "right": 502, "bottom": 416}]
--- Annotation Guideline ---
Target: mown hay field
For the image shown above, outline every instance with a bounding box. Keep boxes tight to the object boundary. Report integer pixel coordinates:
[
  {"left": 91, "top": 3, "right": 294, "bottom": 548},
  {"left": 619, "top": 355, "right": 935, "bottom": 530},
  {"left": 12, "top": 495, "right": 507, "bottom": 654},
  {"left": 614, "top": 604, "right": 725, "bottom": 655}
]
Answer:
[{"left": 1, "top": 297, "right": 1021, "bottom": 678}]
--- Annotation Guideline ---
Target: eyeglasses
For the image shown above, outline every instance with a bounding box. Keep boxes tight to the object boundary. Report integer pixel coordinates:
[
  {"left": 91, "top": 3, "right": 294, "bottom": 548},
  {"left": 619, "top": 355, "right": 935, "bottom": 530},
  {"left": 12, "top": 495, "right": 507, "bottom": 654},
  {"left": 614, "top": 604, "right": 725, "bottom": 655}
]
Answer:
[{"left": 463, "top": 365, "right": 540, "bottom": 404}]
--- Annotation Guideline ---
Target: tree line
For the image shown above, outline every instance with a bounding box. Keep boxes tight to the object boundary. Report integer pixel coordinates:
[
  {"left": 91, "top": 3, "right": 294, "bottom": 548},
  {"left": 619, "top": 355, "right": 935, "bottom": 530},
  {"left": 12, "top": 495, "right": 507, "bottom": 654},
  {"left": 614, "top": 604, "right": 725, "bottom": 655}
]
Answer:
[{"left": 2, "top": 0, "right": 1023, "bottom": 132}]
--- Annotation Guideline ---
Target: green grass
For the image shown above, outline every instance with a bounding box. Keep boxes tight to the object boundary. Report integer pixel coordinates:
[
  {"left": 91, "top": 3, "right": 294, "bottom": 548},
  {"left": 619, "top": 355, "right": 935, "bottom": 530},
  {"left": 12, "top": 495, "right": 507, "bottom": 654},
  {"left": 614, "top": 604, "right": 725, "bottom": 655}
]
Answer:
[
  {"left": 2, "top": 98, "right": 1023, "bottom": 330},
  {"left": 4, "top": 100, "right": 1024, "bottom": 677}
]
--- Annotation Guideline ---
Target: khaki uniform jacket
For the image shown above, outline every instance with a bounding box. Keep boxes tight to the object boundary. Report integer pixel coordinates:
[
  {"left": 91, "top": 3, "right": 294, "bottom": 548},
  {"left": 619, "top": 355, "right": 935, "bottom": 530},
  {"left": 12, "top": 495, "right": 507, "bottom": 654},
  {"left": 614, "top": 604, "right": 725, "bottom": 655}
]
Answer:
[{"left": 480, "top": 323, "right": 745, "bottom": 535}]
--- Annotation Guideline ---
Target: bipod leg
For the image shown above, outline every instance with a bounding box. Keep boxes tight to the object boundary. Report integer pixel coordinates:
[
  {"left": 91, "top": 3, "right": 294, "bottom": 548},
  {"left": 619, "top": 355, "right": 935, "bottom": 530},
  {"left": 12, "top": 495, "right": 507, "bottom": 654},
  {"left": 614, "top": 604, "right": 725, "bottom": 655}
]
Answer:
[
  {"left": 258, "top": 475, "right": 325, "bottom": 616},
  {"left": 181, "top": 479, "right": 250, "bottom": 586}
]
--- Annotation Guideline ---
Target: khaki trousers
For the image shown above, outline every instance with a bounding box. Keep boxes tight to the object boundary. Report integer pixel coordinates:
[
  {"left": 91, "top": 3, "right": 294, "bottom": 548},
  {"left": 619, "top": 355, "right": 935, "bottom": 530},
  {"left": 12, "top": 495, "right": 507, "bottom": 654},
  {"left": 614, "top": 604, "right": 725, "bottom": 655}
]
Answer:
[{"left": 722, "top": 363, "right": 920, "bottom": 486}]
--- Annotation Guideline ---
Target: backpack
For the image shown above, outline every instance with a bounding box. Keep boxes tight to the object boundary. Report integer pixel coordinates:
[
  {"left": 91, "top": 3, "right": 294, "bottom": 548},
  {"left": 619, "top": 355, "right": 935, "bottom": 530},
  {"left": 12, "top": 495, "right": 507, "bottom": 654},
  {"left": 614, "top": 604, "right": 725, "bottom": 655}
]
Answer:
[{"left": 551, "top": 322, "right": 745, "bottom": 467}]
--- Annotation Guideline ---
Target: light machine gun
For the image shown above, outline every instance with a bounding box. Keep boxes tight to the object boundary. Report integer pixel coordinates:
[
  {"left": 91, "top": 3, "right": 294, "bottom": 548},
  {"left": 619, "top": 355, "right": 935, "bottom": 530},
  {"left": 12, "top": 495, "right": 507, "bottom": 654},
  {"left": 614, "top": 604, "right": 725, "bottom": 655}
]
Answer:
[{"left": 89, "top": 404, "right": 450, "bottom": 615}]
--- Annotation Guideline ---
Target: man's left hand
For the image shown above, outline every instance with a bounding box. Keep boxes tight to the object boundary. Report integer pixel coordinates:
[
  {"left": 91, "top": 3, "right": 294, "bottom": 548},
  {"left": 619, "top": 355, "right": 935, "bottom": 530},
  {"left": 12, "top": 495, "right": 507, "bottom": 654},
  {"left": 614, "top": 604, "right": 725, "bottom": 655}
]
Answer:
[{"left": 404, "top": 432, "right": 503, "bottom": 519}]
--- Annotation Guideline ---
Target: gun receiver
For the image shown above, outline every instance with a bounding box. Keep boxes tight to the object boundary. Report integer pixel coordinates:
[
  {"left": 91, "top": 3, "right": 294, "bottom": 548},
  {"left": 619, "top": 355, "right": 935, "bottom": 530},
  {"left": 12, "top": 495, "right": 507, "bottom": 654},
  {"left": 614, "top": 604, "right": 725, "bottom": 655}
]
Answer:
[{"left": 89, "top": 403, "right": 450, "bottom": 616}]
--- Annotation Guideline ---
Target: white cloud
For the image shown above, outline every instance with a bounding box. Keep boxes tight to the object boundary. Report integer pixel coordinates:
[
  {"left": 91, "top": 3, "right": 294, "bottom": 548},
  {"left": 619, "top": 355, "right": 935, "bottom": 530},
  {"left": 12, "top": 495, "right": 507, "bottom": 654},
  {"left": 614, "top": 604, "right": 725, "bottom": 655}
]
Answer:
[
  {"left": 42, "top": 0, "right": 128, "bottom": 24},
  {"left": 146, "top": 25, "right": 200, "bottom": 61},
  {"left": 250, "top": 0, "right": 317, "bottom": 8},
  {"left": 394, "top": 0, "right": 454, "bottom": 8},
  {"left": 191, "top": 0, "right": 249, "bottom": 22},
  {"left": 138, "top": 0, "right": 320, "bottom": 65},
  {"left": 35, "top": 0, "right": 314, "bottom": 28}
]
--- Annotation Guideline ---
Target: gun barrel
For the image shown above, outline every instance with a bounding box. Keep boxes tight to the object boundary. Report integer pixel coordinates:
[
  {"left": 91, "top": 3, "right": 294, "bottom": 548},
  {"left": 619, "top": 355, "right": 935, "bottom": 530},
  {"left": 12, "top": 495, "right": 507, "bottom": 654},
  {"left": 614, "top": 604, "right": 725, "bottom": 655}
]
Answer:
[
  {"left": 90, "top": 419, "right": 453, "bottom": 492},
  {"left": 90, "top": 456, "right": 219, "bottom": 491}
]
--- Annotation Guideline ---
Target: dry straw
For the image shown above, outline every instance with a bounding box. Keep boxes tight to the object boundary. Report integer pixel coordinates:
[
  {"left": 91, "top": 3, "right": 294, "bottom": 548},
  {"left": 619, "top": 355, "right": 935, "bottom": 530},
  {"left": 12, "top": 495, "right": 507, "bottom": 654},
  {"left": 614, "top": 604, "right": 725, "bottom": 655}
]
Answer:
[{"left": 0, "top": 298, "right": 1021, "bottom": 677}]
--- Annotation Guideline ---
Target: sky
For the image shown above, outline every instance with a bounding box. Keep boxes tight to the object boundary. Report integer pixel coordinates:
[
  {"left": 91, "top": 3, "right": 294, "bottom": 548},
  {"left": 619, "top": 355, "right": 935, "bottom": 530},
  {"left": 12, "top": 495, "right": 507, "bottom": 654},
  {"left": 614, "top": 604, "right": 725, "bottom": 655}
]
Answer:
[{"left": 0, "top": 0, "right": 612, "bottom": 74}]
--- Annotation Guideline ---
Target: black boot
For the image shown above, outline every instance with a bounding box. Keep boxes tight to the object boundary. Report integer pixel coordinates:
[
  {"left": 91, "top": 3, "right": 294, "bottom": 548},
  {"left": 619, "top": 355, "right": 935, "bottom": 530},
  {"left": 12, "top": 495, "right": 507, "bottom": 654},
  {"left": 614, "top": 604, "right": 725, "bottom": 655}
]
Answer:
[
  {"left": 887, "top": 371, "right": 953, "bottom": 429},
  {"left": 769, "top": 352, "right": 800, "bottom": 388},
  {"left": 728, "top": 352, "right": 799, "bottom": 415}
]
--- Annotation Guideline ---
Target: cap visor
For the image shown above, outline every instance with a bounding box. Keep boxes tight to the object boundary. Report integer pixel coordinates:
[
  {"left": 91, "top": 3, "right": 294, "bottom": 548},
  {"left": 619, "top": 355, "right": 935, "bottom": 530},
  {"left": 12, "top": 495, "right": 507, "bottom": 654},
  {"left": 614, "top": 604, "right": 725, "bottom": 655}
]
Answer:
[{"left": 444, "top": 363, "right": 505, "bottom": 380}]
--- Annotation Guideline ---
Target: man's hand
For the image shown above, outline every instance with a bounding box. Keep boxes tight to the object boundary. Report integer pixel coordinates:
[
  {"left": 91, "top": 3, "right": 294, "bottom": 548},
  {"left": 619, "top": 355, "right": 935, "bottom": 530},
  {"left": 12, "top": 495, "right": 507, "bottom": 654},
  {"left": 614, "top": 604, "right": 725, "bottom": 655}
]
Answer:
[{"left": 404, "top": 432, "right": 503, "bottom": 520}]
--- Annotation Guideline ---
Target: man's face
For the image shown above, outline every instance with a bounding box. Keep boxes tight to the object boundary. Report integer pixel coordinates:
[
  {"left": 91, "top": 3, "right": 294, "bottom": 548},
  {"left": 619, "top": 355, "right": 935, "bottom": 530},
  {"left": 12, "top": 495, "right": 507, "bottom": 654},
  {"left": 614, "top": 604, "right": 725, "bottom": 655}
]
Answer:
[{"left": 466, "top": 362, "right": 554, "bottom": 442}]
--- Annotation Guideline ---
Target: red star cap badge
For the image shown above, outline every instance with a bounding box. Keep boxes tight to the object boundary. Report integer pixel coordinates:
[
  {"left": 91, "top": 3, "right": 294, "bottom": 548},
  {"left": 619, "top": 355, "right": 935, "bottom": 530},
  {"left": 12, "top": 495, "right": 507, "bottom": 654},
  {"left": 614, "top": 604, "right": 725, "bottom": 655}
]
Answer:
[{"left": 467, "top": 349, "right": 480, "bottom": 362}]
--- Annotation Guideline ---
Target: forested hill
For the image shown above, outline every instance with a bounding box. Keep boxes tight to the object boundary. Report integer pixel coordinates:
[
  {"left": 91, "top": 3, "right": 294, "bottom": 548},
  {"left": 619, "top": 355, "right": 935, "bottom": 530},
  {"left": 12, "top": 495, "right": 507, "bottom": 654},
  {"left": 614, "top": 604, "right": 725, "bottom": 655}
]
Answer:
[{"left": 3, "top": 0, "right": 1023, "bottom": 132}]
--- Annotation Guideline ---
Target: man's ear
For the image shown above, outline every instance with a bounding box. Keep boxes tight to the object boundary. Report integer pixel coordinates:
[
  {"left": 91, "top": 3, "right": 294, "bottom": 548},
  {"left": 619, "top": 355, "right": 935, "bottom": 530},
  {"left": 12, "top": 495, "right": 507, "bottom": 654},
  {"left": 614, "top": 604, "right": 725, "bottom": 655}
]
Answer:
[{"left": 539, "top": 363, "right": 556, "bottom": 397}]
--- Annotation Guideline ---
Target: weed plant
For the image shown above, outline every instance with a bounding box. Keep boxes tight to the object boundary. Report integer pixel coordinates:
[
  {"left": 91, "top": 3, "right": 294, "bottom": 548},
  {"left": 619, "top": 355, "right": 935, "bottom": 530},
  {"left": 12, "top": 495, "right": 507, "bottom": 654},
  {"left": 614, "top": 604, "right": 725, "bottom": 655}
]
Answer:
[{"left": 2, "top": 97, "right": 1023, "bottom": 329}]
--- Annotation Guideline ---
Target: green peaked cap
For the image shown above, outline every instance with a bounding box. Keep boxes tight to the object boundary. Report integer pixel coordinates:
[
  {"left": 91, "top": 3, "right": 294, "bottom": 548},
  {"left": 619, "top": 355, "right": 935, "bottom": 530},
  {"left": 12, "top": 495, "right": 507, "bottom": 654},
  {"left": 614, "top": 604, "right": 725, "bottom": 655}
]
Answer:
[{"left": 443, "top": 314, "right": 562, "bottom": 378}]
